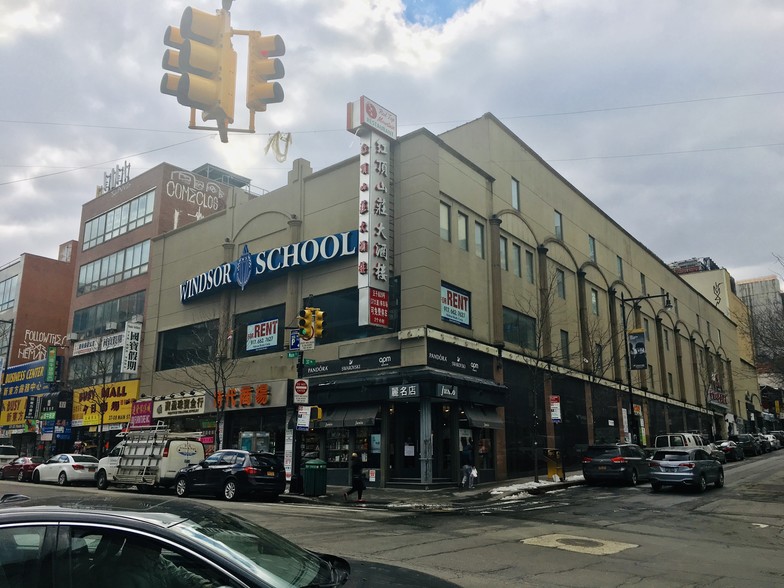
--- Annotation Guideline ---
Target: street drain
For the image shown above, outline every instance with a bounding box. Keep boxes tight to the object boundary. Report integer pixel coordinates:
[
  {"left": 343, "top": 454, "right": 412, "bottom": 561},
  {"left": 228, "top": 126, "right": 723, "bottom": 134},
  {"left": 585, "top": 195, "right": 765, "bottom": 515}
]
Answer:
[{"left": 522, "top": 533, "right": 638, "bottom": 555}]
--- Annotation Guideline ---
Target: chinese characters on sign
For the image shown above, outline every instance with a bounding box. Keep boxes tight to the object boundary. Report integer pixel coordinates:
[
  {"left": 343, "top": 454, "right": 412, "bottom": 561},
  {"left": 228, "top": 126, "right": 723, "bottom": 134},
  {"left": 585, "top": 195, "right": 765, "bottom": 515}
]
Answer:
[
  {"left": 217, "top": 383, "right": 271, "bottom": 410},
  {"left": 121, "top": 322, "right": 142, "bottom": 375},
  {"left": 389, "top": 383, "right": 419, "bottom": 400},
  {"left": 349, "top": 96, "right": 397, "bottom": 328}
]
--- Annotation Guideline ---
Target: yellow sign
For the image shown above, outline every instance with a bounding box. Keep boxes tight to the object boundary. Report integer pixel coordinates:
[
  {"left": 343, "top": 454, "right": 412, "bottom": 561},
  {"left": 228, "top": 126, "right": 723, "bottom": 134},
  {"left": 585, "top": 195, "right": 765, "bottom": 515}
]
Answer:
[
  {"left": 72, "top": 380, "right": 140, "bottom": 426},
  {"left": 0, "top": 396, "right": 28, "bottom": 426}
]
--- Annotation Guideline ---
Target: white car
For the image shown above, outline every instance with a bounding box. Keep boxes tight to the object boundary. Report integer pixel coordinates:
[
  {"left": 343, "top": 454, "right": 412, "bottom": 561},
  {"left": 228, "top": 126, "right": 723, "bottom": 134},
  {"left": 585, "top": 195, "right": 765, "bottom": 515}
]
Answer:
[
  {"left": 32, "top": 453, "right": 99, "bottom": 486},
  {"left": 761, "top": 434, "right": 781, "bottom": 451}
]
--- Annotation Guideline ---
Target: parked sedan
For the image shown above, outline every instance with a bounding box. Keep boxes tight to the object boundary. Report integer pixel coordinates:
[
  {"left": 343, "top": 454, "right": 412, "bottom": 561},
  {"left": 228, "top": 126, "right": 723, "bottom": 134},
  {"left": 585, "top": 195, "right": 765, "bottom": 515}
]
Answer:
[
  {"left": 715, "top": 440, "right": 744, "bottom": 462},
  {"left": 761, "top": 434, "right": 781, "bottom": 451},
  {"left": 32, "top": 453, "right": 99, "bottom": 486},
  {"left": 0, "top": 456, "right": 44, "bottom": 481},
  {"left": 581, "top": 443, "right": 650, "bottom": 486},
  {"left": 175, "top": 449, "right": 286, "bottom": 501},
  {"left": 753, "top": 434, "right": 772, "bottom": 453},
  {"left": 704, "top": 443, "right": 727, "bottom": 464},
  {"left": 649, "top": 447, "right": 724, "bottom": 493},
  {"left": 729, "top": 434, "right": 761, "bottom": 457}
]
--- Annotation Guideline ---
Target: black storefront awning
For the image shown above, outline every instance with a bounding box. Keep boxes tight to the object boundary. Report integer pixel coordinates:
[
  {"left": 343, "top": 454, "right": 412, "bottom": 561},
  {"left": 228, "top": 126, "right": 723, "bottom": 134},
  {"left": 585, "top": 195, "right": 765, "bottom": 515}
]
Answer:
[
  {"left": 342, "top": 405, "right": 379, "bottom": 427},
  {"left": 315, "top": 407, "right": 346, "bottom": 428},
  {"left": 464, "top": 406, "right": 504, "bottom": 429}
]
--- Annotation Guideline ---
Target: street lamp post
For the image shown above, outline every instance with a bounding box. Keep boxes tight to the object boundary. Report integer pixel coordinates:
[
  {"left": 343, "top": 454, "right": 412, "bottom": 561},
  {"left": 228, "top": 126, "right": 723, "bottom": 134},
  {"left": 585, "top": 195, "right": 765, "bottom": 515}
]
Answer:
[{"left": 620, "top": 292, "right": 671, "bottom": 445}]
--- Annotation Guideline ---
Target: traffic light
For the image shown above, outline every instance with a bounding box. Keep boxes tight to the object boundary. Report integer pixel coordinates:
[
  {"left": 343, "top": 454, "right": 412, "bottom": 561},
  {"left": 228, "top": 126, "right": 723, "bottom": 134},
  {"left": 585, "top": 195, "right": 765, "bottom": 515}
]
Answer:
[
  {"left": 161, "top": 6, "right": 237, "bottom": 142},
  {"left": 297, "top": 308, "right": 314, "bottom": 340},
  {"left": 313, "top": 309, "right": 325, "bottom": 338},
  {"left": 310, "top": 406, "right": 322, "bottom": 421},
  {"left": 246, "top": 31, "right": 285, "bottom": 112}
]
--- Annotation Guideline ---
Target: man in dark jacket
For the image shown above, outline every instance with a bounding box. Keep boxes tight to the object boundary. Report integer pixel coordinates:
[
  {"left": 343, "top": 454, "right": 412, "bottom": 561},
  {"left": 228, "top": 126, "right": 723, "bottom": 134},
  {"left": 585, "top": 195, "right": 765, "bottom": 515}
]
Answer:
[{"left": 343, "top": 452, "right": 366, "bottom": 502}]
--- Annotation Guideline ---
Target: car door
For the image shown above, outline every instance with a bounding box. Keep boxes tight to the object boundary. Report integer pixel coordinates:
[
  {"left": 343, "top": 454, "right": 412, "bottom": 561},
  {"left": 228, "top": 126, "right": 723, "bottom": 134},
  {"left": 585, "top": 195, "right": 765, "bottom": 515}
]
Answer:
[
  {"left": 626, "top": 445, "right": 650, "bottom": 481},
  {"left": 205, "top": 451, "right": 238, "bottom": 493},
  {"left": 695, "top": 449, "right": 718, "bottom": 482},
  {"left": 5, "top": 457, "right": 22, "bottom": 479},
  {"left": 188, "top": 452, "right": 223, "bottom": 492},
  {"left": 39, "top": 455, "right": 61, "bottom": 483}
]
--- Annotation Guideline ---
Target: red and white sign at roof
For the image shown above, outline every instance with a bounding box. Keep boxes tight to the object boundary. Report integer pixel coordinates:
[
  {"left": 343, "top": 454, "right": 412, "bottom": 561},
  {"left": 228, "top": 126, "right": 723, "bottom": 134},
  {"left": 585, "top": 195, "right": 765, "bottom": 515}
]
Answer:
[{"left": 347, "top": 96, "right": 397, "bottom": 141}]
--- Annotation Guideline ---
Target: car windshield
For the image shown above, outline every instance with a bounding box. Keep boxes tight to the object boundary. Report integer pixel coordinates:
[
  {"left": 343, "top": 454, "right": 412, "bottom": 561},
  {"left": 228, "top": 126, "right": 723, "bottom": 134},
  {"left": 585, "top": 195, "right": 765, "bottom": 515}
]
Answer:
[
  {"left": 584, "top": 447, "right": 620, "bottom": 459},
  {"left": 653, "top": 451, "right": 691, "bottom": 461},
  {"left": 172, "top": 505, "right": 334, "bottom": 587}
]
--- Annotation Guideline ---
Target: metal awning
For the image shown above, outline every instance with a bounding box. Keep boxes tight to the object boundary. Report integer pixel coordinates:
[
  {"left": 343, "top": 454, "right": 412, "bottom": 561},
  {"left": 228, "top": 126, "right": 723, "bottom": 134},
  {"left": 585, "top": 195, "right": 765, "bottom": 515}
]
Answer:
[
  {"left": 463, "top": 406, "right": 504, "bottom": 429},
  {"left": 315, "top": 407, "right": 346, "bottom": 428},
  {"left": 342, "top": 405, "right": 379, "bottom": 427}
]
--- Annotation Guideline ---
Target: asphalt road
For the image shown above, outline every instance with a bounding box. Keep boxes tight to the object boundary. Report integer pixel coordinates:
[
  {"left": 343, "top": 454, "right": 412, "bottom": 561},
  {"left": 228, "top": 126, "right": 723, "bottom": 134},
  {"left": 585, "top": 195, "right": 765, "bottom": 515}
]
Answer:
[{"left": 4, "top": 450, "right": 784, "bottom": 587}]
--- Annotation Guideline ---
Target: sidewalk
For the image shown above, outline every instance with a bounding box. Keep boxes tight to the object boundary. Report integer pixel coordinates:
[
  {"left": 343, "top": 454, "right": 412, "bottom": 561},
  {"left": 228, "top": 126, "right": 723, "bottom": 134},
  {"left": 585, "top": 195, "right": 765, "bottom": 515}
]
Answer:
[{"left": 281, "top": 469, "right": 585, "bottom": 511}]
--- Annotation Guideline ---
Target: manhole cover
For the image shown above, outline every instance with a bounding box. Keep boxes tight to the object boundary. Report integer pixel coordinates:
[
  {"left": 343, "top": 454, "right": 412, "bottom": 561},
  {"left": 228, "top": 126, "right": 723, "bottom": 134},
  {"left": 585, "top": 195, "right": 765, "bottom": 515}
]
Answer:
[{"left": 522, "top": 534, "right": 638, "bottom": 555}]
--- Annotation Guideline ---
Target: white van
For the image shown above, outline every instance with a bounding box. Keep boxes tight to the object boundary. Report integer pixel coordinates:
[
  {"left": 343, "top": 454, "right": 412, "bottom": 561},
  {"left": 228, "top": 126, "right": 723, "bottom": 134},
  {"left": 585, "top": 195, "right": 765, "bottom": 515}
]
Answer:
[
  {"left": 654, "top": 433, "right": 705, "bottom": 448},
  {"left": 96, "top": 429, "right": 204, "bottom": 490}
]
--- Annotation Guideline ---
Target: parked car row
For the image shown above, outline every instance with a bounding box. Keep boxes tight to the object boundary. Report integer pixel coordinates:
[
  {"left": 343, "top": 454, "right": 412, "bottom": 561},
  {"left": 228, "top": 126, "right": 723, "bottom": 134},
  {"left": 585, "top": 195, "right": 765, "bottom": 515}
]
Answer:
[{"left": 2, "top": 447, "right": 287, "bottom": 504}]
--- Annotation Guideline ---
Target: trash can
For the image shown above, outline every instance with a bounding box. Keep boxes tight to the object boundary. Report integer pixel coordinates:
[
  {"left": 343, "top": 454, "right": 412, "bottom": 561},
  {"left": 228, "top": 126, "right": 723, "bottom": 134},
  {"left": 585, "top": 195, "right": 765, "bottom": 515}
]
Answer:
[{"left": 303, "top": 459, "right": 327, "bottom": 497}]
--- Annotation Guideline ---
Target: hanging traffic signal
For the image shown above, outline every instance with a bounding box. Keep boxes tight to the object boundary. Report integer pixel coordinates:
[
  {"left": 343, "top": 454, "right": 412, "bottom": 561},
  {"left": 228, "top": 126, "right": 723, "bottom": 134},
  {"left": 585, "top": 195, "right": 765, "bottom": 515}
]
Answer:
[
  {"left": 246, "top": 31, "right": 285, "bottom": 112},
  {"left": 313, "top": 309, "right": 325, "bottom": 338},
  {"left": 160, "top": 6, "right": 237, "bottom": 142},
  {"left": 297, "top": 308, "right": 314, "bottom": 340}
]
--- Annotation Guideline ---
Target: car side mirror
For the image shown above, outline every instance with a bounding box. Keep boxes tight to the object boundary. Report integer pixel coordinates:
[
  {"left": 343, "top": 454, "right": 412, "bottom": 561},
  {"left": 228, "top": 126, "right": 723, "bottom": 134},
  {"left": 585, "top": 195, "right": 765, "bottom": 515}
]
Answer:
[{"left": 199, "top": 460, "right": 208, "bottom": 468}]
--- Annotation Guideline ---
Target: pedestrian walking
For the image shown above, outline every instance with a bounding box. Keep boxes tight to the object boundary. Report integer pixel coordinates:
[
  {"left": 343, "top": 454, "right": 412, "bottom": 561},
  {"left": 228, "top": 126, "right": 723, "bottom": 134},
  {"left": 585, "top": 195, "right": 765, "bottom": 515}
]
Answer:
[
  {"left": 460, "top": 438, "right": 475, "bottom": 489},
  {"left": 343, "top": 452, "right": 366, "bottom": 502}
]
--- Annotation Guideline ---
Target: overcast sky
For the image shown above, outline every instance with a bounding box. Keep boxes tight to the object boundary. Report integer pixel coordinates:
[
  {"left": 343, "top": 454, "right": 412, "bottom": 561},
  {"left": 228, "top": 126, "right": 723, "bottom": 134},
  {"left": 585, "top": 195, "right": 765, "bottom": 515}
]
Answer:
[{"left": 1, "top": 0, "right": 782, "bottom": 286}]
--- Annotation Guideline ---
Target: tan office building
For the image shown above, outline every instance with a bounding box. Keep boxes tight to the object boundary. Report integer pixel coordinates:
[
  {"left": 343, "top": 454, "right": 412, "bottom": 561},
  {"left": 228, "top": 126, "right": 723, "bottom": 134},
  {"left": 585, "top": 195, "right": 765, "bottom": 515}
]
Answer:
[{"left": 141, "top": 113, "right": 751, "bottom": 488}]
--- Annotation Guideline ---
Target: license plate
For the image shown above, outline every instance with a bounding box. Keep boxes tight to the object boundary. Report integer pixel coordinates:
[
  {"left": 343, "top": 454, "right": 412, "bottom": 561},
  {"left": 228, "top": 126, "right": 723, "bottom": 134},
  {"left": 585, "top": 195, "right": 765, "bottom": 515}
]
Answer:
[
  {"left": 664, "top": 467, "right": 676, "bottom": 472},
  {"left": 88, "top": 467, "right": 96, "bottom": 472},
  {"left": 266, "top": 471, "right": 275, "bottom": 477},
  {"left": 597, "top": 466, "right": 606, "bottom": 471}
]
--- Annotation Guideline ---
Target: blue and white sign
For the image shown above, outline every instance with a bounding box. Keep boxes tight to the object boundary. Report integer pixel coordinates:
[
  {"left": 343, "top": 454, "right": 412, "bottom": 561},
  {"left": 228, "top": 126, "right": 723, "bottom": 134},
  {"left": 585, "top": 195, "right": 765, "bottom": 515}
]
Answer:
[{"left": 180, "top": 230, "right": 359, "bottom": 304}]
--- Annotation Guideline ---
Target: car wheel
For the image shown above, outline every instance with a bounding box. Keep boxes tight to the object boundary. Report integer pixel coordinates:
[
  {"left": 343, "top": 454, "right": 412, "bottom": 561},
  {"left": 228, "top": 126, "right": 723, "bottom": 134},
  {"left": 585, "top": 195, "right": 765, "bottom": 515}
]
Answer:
[
  {"left": 628, "top": 469, "right": 639, "bottom": 487},
  {"left": 175, "top": 476, "right": 189, "bottom": 497},
  {"left": 17, "top": 470, "right": 24, "bottom": 482},
  {"left": 222, "top": 479, "right": 238, "bottom": 501},
  {"left": 96, "top": 470, "right": 109, "bottom": 490},
  {"left": 651, "top": 480, "right": 662, "bottom": 493},
  {"left": 715, "top": 469, "right": 725, "bottom": 488},
  {"left": 32, "top": 471, "right": 40, "bottom": 484},
  {"left": 58, "top": 471, "right": 68, "bottom": 486},
  {"left": 696, "top": 474, "right": 707, "bottom": 493}
]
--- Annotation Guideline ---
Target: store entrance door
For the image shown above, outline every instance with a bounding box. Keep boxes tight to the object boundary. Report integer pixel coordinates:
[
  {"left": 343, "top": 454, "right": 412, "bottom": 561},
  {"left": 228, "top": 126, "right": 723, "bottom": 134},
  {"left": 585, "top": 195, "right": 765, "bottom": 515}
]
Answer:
[{"left": 390, "top": 403, "right": 419, "bottom": 480}]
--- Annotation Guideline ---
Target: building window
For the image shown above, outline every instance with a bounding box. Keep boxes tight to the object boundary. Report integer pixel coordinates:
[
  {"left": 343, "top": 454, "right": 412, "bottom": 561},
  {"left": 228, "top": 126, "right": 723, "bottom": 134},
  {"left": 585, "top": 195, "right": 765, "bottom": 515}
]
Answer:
[
  {"left": 647, "top": 364, "right": 654, "bottom": 386},
  {"left": 0, "top": 275, "right": 19, "bottom": 312},
  {"left": 474, "top": 222, "right": 485, "bottom": 259},
  {"left": 591, "top": 288, "right": 599, "bottom": 315},
  {"left": 77, "top": 240, "right": 150, "bottom": 295},
  {"left": 457, "top": 211, "right": 468, "bottom": 251},
  {"left": 643, "top": 318, "right": 650, "bottom": 341},
  {"left": 157, "top": 320, "right": 219, "bottom": 371},
  {"left": 72, "top": 291, "right": 146, "bottom": 339},
  {"left": 697, "top": 314, "right": 701, "bottom": 332},
  {"left": 503, "top": 307, "right": 536, "bottom": 350},
  {"left": 707, "top": 321, "right": 712, "bottom": 339},
  {"left": 556, "top": 269, "right": 565, "bottom": 299},
  {"left": 560, "top": 330, "right": 570, "bottom": 364},
  {"left": 512, "top": 177, "right": 520, "bottom": 211},
  {"left": 668, "top": 372, "right": 675, "bottom": 396},
  {"left": 717, "top": 329, "right": 721, "bottom": 346},
  {"left": 588, "top": 235, "right": 596, "bottom": 263},
  {"left": 512, "top": 244, "right": 522, "bottom": 277},
  {"left": 640, "top": 273, "right": 647, "bottom": 295},
  {"left": 595, "top": 343, "right": 603, "bottom": 372},
  {"left": 554, "top": 211, "right": 563, "bottom": 240},
  {"left": 440, "top": 202, "right": 451, "bottom": 242},
  {"left": 525, "top": 250, "right": 534, "bottom": 283},
  {"left": 83, "top": 189, "right": 155, "bottom": 250},
  {"left": 616, "top": 256, "right": 624, "bottom": 280},
  {"left": 499, "top": 236, "right": 508, "bottom": 271},
  {"left": 310, "top": 286, "right": 397, "bottom": 344},
  {"left": 664, "top": 328, "right": 670, "bottom": 350},
  {"left": 69, "top": 348, "right": 124, "bottom": 387},
  {"left": 674, "top": 297, "right": 679, "bottom": 316}
]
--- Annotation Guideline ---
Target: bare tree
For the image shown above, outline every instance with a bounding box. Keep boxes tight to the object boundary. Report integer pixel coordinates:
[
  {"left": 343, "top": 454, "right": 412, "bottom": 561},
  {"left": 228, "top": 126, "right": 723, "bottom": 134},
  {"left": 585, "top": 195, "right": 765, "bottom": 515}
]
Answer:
[{"left": 156, "top": 313, "right": 244, "bottom": 452}]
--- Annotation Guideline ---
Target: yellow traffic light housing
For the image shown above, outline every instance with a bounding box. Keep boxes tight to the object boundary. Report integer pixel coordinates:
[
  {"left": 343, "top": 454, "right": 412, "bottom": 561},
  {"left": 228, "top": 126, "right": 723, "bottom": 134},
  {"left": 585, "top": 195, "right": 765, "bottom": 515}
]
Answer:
[
  {"left": 160, "top": 6, "right": 237, "bottom": 142},
  {"left": 310, "top": 406, "right": 322, "bottom": 421},
  {"left": 246, "top": 31, "right": 285, "bottom": 112},
  {"left": 298, "top": 308, "right": 314, "bottom": 340},
  {"left": 313, "top": 309, "right": 325, "bottom": 338}
]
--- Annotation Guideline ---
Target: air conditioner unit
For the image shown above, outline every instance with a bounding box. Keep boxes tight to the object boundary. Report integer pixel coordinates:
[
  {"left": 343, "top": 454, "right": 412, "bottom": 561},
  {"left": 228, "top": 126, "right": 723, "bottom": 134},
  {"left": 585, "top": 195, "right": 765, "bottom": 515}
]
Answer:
[
  {"left": 131, "top": 314, "right": 143, "bottom": 323},
  {"left": 105, "top": 322, "right": 118, "bottom": 332},
  {"left": 66, "top": 332, "right": 79, "bottom": 342}
]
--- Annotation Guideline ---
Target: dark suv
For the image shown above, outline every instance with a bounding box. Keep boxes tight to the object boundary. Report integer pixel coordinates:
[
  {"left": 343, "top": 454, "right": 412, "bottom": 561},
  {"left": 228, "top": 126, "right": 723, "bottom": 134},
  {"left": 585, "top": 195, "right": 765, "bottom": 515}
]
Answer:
[
  {"left": 581, "top": 443, "right": 650, "bottom": 486},
  {"left": 174, "top": 449, "right": 286, "bottom": 501},
  {"left": 729, "top": 434, "right": 761, "bottom": 457}
]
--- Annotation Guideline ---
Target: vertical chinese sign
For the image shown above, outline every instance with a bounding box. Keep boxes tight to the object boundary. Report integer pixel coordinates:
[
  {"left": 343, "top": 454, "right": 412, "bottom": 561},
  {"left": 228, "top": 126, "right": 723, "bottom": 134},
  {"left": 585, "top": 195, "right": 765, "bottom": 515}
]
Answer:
[
  {"left": 347, "top": 96, "right": 397, "bottom": 327},
  {"left": 121, "top": 321, "right": 142, "bottom": 375}
]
